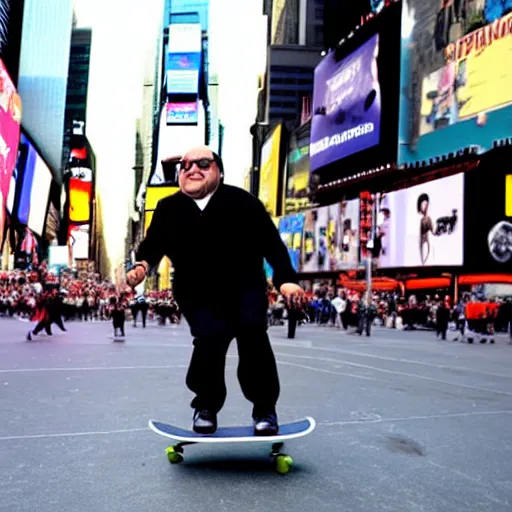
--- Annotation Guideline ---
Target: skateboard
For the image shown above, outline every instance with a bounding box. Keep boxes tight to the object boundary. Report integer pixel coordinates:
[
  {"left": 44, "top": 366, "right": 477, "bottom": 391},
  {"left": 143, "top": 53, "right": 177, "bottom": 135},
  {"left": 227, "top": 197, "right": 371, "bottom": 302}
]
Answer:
[{"left": 148, "top": 416, "right": 316, "bottom": 474}]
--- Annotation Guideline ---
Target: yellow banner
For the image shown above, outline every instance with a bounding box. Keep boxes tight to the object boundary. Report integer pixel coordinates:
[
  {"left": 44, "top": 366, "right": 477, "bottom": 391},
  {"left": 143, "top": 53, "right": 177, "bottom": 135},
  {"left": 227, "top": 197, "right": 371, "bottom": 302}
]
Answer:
[
  {"left": 259, "top": 124, "right": 282, "bottom": 217},
  {"left": 506, "top": 174, "right": 512, "bottom": 217},
  {"left": 420, "top": 12, "right": 512, "bottom": 135},
  {"left": 145, "top": 186, "right": 179, "bottom": 211}
]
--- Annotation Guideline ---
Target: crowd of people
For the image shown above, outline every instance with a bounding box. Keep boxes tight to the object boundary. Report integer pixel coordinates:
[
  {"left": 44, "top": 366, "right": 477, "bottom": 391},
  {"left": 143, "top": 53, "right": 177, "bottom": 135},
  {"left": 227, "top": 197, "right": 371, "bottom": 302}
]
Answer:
[
  {"left": 0, "top": 263, "right": 182, "bottom": 339},
  {"left": 267, "top": 284, "right": 512, "bottom": 342},
  {"left": 2, "top": 264, "right": 511, "bottom": 343}
]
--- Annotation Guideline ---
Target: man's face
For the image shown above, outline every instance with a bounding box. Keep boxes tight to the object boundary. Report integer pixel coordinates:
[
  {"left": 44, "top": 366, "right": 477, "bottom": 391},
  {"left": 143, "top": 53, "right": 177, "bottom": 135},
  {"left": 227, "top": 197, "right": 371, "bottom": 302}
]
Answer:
[{"left": 178, "top": 147, "right": 221, "bottom": 199}]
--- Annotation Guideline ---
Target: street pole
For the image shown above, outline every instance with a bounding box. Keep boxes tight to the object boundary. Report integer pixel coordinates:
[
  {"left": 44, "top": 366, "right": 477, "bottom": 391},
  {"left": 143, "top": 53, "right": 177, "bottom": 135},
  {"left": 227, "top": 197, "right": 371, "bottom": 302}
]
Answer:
[{"left": 365, "top": 240, "right": 373, "bottom": 305}]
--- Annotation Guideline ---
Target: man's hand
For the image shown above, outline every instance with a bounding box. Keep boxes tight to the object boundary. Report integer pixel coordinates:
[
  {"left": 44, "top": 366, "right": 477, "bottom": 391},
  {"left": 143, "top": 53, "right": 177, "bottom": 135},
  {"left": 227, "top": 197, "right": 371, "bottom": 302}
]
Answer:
[
  {"left": 126, "top": 262, "right": 148, "bottom": 288},
  {"left": 280, "top": 283, "right": 304, "bottom": 299}
]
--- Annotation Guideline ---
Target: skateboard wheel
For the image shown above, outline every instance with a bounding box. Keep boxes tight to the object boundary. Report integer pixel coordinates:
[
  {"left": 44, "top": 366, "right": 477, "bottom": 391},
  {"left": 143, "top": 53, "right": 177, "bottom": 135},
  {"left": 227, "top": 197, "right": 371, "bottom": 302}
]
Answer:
[
  {"left": 490, "top": 339, "right": 495, "bottom": 344},
  {"left": 165, "top": 446, "right": 184, "bottom": 464},
  {"left": 276, "top": 454, "right": 293, "bottom": 474}
]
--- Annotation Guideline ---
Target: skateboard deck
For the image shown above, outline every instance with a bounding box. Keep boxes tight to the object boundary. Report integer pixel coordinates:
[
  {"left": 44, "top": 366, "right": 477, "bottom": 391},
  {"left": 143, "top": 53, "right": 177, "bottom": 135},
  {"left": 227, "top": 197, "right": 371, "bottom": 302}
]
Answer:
[{"left": 149, "top": 416, "right": 316, "bottom": 474}]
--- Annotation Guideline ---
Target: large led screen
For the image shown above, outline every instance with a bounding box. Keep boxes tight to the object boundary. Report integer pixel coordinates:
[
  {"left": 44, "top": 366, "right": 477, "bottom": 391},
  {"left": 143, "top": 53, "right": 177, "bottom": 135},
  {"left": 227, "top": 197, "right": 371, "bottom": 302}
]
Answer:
[
  {"left": 27, "top": 149, "right": 52, "bottom": 236},
  {"left": 374, "top": 173, "right": 464, "bottom": 268},
  {"left": 0, "top": 57, "right": 21, "bottom": 247},
  {"left": 16, "top": 134, "right": 36, "bottom": 226},
  {"left": 310, "top": 34, "right": 381, "bottom": 172},
  {"left": 301, "top": 200, "right": 360, "bottom": 272},
  {"left": 68, "top": 168, "right": 93, "bottom": 224},
  {"left": 464, "top": 157, "right": 512, "bottom": 271},
  {"left": 258, "top": 124, "right": 282, "bottom": 217},
  {"left": 399, "top": 1, "right": 512, "bottom": 165}
]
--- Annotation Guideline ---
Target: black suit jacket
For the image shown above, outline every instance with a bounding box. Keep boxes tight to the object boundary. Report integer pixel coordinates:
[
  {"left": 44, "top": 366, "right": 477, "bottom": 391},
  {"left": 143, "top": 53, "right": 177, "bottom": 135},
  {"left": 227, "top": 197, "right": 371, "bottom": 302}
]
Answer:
[{"left": 136, "top": 184, "right": 297, "bottom": 334}]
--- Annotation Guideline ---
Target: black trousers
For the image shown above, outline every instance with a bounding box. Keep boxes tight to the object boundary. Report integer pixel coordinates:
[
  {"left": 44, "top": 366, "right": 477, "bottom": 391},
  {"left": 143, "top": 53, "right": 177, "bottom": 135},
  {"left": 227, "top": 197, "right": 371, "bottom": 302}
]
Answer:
[{"left": 182, "top": 293, "right": 279, "bottom": 416}]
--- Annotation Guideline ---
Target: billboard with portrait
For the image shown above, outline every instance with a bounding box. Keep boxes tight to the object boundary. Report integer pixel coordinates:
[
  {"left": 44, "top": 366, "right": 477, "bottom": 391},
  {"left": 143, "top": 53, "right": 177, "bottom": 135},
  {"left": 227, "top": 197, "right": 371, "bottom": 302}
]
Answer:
[
  {"left": 399, "top": 0, "right": 512, "bottom": 165},
  {"left": 258, "top": 124, "right": 282, "bottom": 217},
  {"left": 374, "top": 173, "right": 464, "bottom": 268},
  {"left": 464, "top": 154, "right": 512, "bottom": 271},
  {"left": 310, "top": 33, "right": 381, "bottom": 172}
]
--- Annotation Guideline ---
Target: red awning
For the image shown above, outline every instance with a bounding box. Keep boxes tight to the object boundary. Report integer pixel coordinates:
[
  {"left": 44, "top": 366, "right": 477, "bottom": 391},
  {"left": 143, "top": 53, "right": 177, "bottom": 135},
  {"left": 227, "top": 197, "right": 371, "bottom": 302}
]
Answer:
[
  {"left": 405, "top": 277, "right": 451, "bottom": 290},
  {"left": 458, "top": 274, "right": 512, "bottom": 285}
]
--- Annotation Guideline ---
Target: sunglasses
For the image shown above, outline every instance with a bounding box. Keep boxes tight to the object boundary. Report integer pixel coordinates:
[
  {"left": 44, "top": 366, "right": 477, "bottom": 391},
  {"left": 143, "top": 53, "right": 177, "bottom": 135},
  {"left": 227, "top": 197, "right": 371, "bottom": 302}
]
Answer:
[{"left": 179, "top": 158, "right": 215, "bottom": 172}]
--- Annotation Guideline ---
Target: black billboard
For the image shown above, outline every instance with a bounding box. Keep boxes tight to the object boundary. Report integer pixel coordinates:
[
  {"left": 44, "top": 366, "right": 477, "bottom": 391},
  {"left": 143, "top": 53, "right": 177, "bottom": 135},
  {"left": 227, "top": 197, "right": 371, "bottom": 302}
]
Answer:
[{"left": 464, "top": 149, "right": 512, "bottom": 272}]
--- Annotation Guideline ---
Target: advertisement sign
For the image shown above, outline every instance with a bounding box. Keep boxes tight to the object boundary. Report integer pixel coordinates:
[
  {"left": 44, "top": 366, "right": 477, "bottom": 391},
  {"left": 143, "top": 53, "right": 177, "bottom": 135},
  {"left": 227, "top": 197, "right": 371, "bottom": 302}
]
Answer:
[
  {"left": 278, "top": 214, "right": 305, "bottom": 273},
  {"left": 168, "top": 23, "right": 202, "bottom": 54},
  {"left": 16, "top": 134, "right": 36, "bottom": 226},
  {"left": 264, "top": 217, "right": 280, "bottom": 279},
  {"left": 374, "top": 174, "right": 464, "bottom": 268},
  {"left": 69, "top": 224, "right": 89, "bottom": 260},
  {"left": 27, "top": 151, "right": 52, "bottom": 236},
  {"left": 301, "top": 200, "right": 360, "bottom": 273},
  {"left": 258, "top": 124, "right": 282, "bottom": 217},
  {"left": 166, "top": 53, "right": 201, "bottom": 95},
  {"left": 399, "top": 0, "right": 512, "bottom": 165},
  {"left": 464, "top": 159, "right": 512, "bottom": 270},
  {"left": 0, "top": 57, "right": 21, "bottom": 247},
  {"left": 68, "top": 176, "right": 92, "bottom": 224},
  {"left": 166, "top": 101, "right": 198, "bottom": 125},
  {"left": 419, "top": 12, "right": 512, "bottom": 136},
  {"left": 310, "top": 34, "right": 381, "bottom": 172},
  {"left": 285, "top": 121, "right": 318, "bottom": 214}
]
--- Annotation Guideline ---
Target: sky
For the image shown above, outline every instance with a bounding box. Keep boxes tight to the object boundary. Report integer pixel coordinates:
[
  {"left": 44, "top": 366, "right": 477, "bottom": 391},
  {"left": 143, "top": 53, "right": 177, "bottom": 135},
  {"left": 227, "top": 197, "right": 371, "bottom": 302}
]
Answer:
[{"left": 72, "top": 0, "right": 267, "bottom": 275}]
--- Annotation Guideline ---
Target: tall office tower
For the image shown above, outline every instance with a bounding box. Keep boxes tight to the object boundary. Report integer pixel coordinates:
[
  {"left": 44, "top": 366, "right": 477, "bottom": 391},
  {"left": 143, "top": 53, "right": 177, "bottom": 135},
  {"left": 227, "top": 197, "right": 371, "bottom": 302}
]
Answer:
[
  {"left": 61, "top": 28, "right": 92, "bottom": 169},
  {"left": 17, "top": 0, "right": 73, "bottom": 178},
  {"left": 74, "top": 0, "right": 164, "bottom": 281},
  {"left": 265, "top": 0, "right": 324, "bottom": 47}
]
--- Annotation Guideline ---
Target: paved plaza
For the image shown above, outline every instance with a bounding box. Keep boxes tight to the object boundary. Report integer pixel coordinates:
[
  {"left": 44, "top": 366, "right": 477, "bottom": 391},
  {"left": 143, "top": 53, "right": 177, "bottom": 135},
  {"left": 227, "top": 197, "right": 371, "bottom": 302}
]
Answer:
[{"left": 0, "top": 318, "right": 511, "bottom": 512}]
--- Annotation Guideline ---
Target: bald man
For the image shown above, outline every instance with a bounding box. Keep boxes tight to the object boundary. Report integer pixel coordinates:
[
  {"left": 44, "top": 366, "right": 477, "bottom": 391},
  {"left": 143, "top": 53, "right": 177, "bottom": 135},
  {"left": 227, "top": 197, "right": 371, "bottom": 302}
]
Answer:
[{"left": 127, "top": 146, "right": 303, "bottom": 435}]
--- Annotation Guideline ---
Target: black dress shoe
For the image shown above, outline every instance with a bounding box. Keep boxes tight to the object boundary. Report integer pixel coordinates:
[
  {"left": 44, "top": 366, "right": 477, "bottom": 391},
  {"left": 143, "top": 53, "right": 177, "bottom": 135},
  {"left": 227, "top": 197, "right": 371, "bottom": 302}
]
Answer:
[
  {"left": 192, "top": 409, "right": 217, "bottom": 434},
  {"left": 253, "top": 411, "right": 279, "bottom": 436}
]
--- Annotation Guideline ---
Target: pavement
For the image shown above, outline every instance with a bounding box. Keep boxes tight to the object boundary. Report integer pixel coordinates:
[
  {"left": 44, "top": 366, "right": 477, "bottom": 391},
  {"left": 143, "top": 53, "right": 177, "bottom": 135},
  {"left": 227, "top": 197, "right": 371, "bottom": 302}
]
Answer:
[{"left": 0, "top": 317, "right": 511, "bottom": 512}]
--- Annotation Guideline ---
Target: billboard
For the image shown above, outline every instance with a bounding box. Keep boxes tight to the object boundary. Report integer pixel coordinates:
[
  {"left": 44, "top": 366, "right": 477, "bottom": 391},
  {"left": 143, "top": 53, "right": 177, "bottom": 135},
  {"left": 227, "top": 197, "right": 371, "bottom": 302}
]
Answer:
[
  {"left": 301, "top": 200, "right": 360, "bottom": 273},
  {"left": 399, "top": 0, "right": 512, "bottom": 165},
  {"left": 166, "top": 22, "right": 201, "bottom": 97},
  {"left": 0, "top": 57, "right": 21, "bottom": 247},
  {"left": 27, "top": 149, "right": 52, "bottom": 236},
  {"left": 68, "top": 169, "right": 93, "bottom": 224},
  {"left": 374, "top": 174, "right": 464, "bottom": 268},
  {"left": 285, "top": 121, "right": 318, "bottom": 214},
  {"left": 258, "top": 124, "right": 282, "bottom": 217},
  {"left": 310, "top": 33, "right": 381, "bottom": 171},
  {"left": 278, "top": 214, "right": 305, "bottom": 273},
  {"left": 166, "top": 101, "right": 198, "bottom": 125},
  {"left": 464, "top": 155, "right": 512, "bottom": 270},
  {"left": 419, "top": 11, "right": 512, "bottom": 137},
  {"left": 166, "top": 53, "right": 201, "bottom": 95}
]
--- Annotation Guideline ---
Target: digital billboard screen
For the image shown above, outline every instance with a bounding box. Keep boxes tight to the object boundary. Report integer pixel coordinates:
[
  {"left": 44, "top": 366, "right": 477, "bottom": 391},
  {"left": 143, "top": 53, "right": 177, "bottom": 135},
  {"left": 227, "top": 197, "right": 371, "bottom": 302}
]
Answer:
[
  {"left": 373, "top": 174, "right": 464, "bottom": 268},
  {"left": 258, "top": 124, "right": 282, "bottom": 217},
  {"left": 166, "top": 101, "right": 198, "bottom": 125},
  {"left": 399, "top": 2, "right": 512, "bottom": 165},
  {"left": 310, "top": 34, "right": 381, "bottom": 172},
  {"left": 27, "top": 150, "right": 52, "bottom": 236},
  {"left": 166, "top": 53, "right": 201, "bottom": 95},
  {"left": 16, "top": 134, "right": 36, "bottom": 226},
  {"left": 0, "top": 56, "right": 21, "bottom": 247}
]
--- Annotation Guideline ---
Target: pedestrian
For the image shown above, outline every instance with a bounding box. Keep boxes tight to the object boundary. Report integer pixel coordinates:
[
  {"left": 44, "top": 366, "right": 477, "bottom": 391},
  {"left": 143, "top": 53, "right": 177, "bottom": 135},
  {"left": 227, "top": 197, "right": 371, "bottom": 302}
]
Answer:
[
  {"left": 127, "top": 145, "right": 302, "bottom": 436},
  {"left": 110, "top": 297, "right": 126, "bottom": 338}
]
